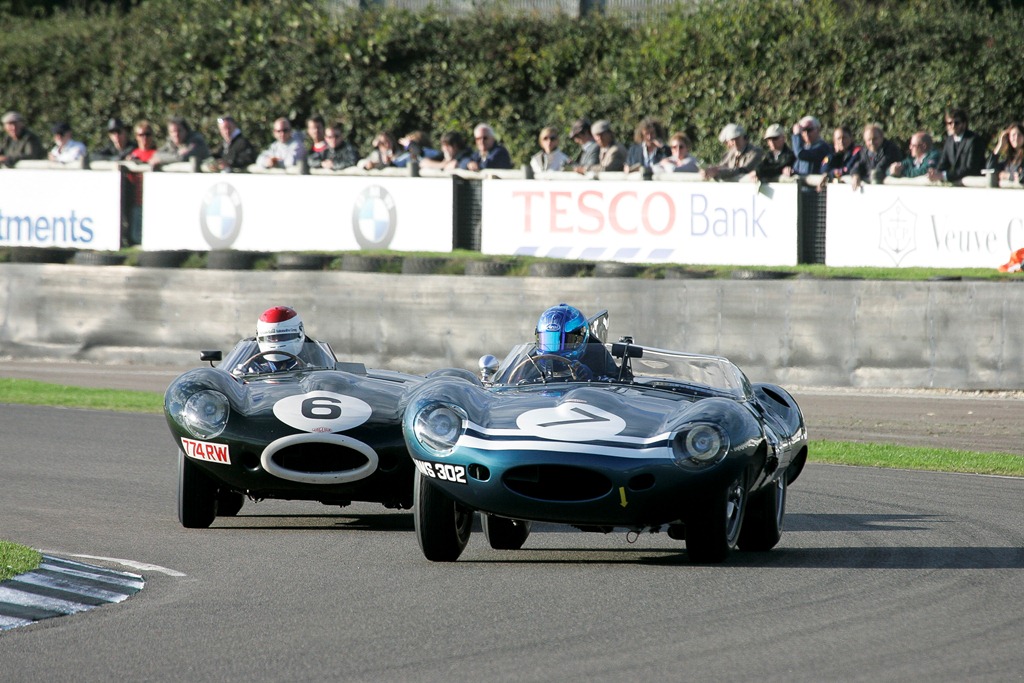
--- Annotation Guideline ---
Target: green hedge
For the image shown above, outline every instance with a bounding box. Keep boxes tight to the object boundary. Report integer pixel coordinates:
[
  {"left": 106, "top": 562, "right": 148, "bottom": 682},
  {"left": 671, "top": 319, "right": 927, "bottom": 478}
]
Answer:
[{"left": 2, "top": 0, "right": 1022, "bottom": 164}]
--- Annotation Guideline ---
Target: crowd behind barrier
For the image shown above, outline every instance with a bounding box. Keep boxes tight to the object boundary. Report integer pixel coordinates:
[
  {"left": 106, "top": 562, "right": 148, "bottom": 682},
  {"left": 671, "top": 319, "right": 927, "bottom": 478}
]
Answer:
[{"left": 2, "top": 108, "right": 1023, "bottom": 270}]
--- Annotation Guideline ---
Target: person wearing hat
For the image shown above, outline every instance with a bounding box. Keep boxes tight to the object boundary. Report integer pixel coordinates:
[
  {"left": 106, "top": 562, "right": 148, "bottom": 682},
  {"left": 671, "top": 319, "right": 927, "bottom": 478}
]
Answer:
[
  {"left": 569, "top": 118, "right": 600, "bottom": 171},
  {"left": 0, "top": 111, "right": 45, "bottom": 168},
  {"left": 791, "top": 115, "right": 831, "bottom": 175},
  {"left": 753, "top": 123, "right": 796, "bottom": 182},
  {"left": 575, "top": 119, "right": 626, "bottom": 174},
  {"left": 90, "top": 117, "right": 137, "bottom": 162},
  {"left": 47, "top": 122, "right": 87, "bottom": 164},
  {"left": 701, "top": 123, "right": 764, "bottom": 181}
]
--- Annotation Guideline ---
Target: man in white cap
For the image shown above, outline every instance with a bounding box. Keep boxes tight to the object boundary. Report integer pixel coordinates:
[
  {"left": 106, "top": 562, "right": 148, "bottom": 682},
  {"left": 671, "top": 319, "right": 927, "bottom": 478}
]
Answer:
[
  {"left": 752, "top": 123, "right": 795, "bottom": 182},
  {"left": 701, "top": 123, "right": 764, "bottom": 181},
  {"left": 0, "top": 111, "right": 45, "bottom": 168},
  {"left": 791, "top": 115, "right": 831, "bottom": 175},
  {"left": 576, "top": 119, "right": 626, "bottom": 174}
]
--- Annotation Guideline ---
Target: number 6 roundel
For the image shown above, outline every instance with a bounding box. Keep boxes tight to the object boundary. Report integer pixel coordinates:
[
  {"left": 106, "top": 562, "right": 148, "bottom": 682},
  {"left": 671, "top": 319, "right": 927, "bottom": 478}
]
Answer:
[{"left": 273, "top": 391, "right": 373, "bottom": 433}]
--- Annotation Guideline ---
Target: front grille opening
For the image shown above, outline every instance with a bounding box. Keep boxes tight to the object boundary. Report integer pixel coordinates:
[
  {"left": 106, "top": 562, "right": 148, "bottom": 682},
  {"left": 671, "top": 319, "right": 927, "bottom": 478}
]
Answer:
[
  {"left": 503, "top": 465, "right": 611, "bottom": 502},
  {"left": 271, "top": 444, "right": 368, "bottom": 474},
  {"left": 628, "top": 473, "right": 655, "bottom": 491}
]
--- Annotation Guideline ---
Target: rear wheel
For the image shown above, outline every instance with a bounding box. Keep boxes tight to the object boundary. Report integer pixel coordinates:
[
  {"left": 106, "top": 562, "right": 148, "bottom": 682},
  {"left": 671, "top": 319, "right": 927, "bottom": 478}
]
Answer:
[
  {"left": 738, "top": 476, "right": 786, "bottom": 551},
  {"left": 177, "top": 450, "right": 217, "bottom": 528},
  {"left": 216, "top": 489, "right": 245, "bottom": 517},
  {"left": 413, "top": 470, "right": 473, "bottom": 562},
  {"left": 685, "top": 472, "right": 747, "bottom": 563},
  {"left": 482, "top": 514, "right": 532, "bottom": 550}
]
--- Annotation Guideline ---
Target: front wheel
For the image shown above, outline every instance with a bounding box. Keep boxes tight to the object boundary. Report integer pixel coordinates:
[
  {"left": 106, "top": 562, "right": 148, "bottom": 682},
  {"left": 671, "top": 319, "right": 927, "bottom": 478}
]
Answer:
[
  {"left": 482, "top": 514, "right": 532, "bottom": 550},
  {"left": 685, "top": 472, "right": 747, "bottom": 563},
  {"left": 178, "top": 449, "right": 217, "bottom": 528},
  {"left": 738, "top": 476, "right": 786, "bottom": 551},
  {"left": 413, "top": 470, "right": 473, "bottom": 561}
]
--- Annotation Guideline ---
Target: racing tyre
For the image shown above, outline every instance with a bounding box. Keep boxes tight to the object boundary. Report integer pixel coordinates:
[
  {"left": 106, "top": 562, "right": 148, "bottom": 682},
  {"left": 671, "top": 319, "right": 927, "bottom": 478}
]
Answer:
[
  {"left": 413, "top": 470, "right": 472, "bottom": 561},
  {"left": 482, "top": 514, "right": 532, "bottom": 550},
  {"left": 737, "top": 476, "right": 786, "bottom": 552},
  {"left": 684, "top": 472, "right": 747, "bottom": 563},
  {"left": 177, "top": 449, "right": 217, "bottom": 529},
  {"left": 216, "top": 489, "right": 245, "bottom": 517}
]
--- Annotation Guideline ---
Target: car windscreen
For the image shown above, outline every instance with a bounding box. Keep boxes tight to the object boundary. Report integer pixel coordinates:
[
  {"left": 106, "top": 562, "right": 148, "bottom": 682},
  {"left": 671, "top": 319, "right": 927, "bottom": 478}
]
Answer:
[
  {"left": 628, "top": 347, "right": 751, "bottom": 399},
  {"left": 221, "top": 339, "right": 337, "bottom": 375}
]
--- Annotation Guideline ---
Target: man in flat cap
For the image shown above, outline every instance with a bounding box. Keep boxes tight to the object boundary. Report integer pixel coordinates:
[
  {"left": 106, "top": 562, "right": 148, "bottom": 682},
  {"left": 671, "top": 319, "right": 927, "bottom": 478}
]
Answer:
[
  {"left": 791, "top": 115, "right": 831, "bottom": 175},
  {"left": 576, "top": 119, "right": 626, "bottom": 174},
  {"left": 701, "top": 123, "right": 764, "bottom": 181},
  {"left": 569, "top": 117, "right": 600, "bottom": 172},
  {"left": 0, "top": 111, "right": 45, "bottom": 168},
  {"left": 47, "top": 122, "right": 87, "bottom": 164}
]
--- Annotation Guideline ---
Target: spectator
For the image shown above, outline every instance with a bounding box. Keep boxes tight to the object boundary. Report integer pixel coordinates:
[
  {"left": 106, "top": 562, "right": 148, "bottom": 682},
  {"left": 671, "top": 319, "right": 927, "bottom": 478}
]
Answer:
[
  {"left": 850, "top": 122, "right": 902, "bottom": 190},
  {"left": 625, "top": 117, "right": 670, "bottom": 172},
  {"left": 0, "top": 111, "right": 45, "bottom": 168},
  {"left": 305, "top": 114, "right": 327, "bottom": 159},
  {"left": 47, "top": 122, "right": 87, "bottom": 164},
  {"left": 395, "top": 130, "right": 442, "bottom": 167},
  {"left": 419, "top": 131, "right": 472, "bottom": 171},
  {"left": 256, "top": 117, "right": 305, "bottom": 169},
  {"left": 461, "top": 123, "right": 513, "bottom": 171},
  {"left": 152, "top": 116, "right": 209, "bottom": 169},
  {"left": 358, "top": 131, "right": 398, "bottom": 170},
  {"left": 888, "top": 131, "right": 940, "bottom": 178},
  {"left": 127, "top": 120, "right": 158, "bottom": 163},
  {"left": 821, "top": 126, "right": 861, "bottom": 183},
  {"left": 654, "top": 132, "right": 699, "bottom": 174},
  {"left": 569, "top": 118, "right": 599, "bottom": 171},
  {"left": 309, "top": 120, "right": 359, "bottom": 171},
  {"left": 753, "top": 123, "right": 795, "bottom": 181},
  {"left": 791, "top": 115, "right": 831, "bottom": 175},
  {"left": 701, "top": 123, "right": 764, "bottom": 181},
  {"left": 529, "top": 126, "right": 570, "bottom": 173},
  {"left": 575, "top": 119, "right": 626, "bottom": 174},
  {"left": 928, "top": 107, "right": 986, "bottom": 184},
  {"left": 208, "top": 115, "right": 257, "bottom": 172},
  {"left": 90, "top": 117, "right": 137, "bottom": 162},
  {"left": 985, "top": 121, "right": 1024, "bottom": 183}
]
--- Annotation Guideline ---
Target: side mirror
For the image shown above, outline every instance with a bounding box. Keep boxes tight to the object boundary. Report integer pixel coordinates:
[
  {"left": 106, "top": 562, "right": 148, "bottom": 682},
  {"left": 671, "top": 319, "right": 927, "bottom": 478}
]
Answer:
[
  {"left": 479, "top": 354, "right": 499, "bottom": 382},
  {"left": 200, "top": 350, "right": 222, "bottom": 367}
]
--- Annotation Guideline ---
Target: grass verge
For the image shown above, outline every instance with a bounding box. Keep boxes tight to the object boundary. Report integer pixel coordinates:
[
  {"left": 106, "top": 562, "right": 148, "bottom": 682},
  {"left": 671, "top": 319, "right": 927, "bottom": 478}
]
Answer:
[
  {"left": 811, "top": 440, "right": 1024, "bottom": 477},
  {"left": 0, "top": 378, "right": 164, "bottom": 414},
  {"left": 0, "top": 541, "right": 42, "bottom": 582}
]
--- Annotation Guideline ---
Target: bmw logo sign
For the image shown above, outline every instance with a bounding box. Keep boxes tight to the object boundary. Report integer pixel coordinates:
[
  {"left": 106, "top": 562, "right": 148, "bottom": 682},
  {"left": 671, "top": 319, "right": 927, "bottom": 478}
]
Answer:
[
  {"left": 352, "top": 185, "right": 397, "bottom": 249},
  {"left": 199, "top": 182, "right": 243, "bottom": 249}
]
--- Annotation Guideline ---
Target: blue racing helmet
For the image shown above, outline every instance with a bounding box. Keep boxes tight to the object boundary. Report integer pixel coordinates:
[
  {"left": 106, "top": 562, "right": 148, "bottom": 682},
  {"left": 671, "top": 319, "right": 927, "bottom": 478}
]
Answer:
[{"left": 535, "top": 303, "right": 590, "bottom": 360}]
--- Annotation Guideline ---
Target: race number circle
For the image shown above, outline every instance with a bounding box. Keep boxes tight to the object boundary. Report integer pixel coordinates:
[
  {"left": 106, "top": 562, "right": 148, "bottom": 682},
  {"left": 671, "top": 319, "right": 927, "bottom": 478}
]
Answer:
[
  {"left": 516, "top": 403, "right": 626, "bottom": 442},
  {"left": 272, "top": 391, "right": 372, "bottom": 433}
]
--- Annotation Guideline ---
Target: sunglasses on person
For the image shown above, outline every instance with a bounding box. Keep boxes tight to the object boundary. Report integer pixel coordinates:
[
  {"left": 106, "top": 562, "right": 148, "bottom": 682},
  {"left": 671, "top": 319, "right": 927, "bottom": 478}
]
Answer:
[
  {"left": 274, "top": 127, "right": 291, "bottom": 133},
  {"left": 945, "top": 119, "right": 963, "bottom": 125}
]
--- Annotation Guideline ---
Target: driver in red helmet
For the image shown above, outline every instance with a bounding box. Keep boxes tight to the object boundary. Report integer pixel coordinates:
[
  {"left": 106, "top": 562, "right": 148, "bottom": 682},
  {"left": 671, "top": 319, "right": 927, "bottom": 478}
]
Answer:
[{"left": 246, "top": 306, "right": 306, "bottom": 373}]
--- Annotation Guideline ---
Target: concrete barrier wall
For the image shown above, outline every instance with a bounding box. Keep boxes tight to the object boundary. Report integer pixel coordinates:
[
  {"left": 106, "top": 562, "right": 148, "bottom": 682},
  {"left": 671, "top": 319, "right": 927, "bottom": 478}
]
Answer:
[{"left": 1, "top": 263, "right": 1022, "bottom": 389}]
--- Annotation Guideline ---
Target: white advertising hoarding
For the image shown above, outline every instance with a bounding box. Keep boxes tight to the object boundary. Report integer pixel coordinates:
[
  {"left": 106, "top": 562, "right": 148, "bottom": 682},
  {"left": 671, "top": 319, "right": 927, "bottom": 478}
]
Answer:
[
  {"left": 142, "top": 174, "right": 454, "bottom": 252},
  {"left": 0, "top": 169, "right": 122, "bottom": 250},
  {"left": 826, "top": 184, "right": 1024, "bottom": 268},
  {"left": 481, "top": 180, "right": 799, "bottom": 265}
]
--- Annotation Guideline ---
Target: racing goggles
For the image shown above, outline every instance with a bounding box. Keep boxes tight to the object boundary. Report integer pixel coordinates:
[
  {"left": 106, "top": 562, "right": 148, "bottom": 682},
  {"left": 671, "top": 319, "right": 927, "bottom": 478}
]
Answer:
[
  {"left": 258, "top": 332, "right": 301, "bottom": 344},
  {"left": 537, "top": 328, "right": 587, "bottom": 353}
]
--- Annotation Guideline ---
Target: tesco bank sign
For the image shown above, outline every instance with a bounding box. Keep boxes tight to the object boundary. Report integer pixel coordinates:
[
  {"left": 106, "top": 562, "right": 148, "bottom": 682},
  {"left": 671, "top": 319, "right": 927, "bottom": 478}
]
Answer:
[{"left": 481, "top": 180, "right": 798, "bottom": 266}]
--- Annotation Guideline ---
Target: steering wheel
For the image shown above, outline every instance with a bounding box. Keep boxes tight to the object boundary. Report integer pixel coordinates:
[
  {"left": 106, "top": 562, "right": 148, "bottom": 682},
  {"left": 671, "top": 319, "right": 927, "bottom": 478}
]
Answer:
[
  {"left": 237, "top": 350, "right": 305, "bottom": 374},
  {"left": 507, "top": 353, "right": 581, "bottom": 384}
]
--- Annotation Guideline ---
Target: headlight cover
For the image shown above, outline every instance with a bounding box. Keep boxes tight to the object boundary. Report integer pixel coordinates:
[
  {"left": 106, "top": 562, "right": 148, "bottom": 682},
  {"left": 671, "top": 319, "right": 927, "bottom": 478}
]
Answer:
[
  {"left": 672, "top": 423, "right": 729, "bottom": 468},
  {"left": 413, "top": 403, "right": 467, "bottom": 456},
  {"left": 181, "top": 390, "right": 230, "bottom": 439}
]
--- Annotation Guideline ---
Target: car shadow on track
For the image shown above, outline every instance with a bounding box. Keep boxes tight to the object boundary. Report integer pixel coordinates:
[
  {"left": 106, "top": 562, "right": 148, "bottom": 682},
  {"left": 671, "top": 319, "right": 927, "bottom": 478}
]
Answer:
[{"left": 211, "top": 512, "right": 415, "bottom": 531}]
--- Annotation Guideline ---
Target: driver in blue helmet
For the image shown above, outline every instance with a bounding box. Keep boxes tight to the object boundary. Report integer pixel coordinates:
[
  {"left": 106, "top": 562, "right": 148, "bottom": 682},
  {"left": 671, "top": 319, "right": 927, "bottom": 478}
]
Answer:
[{"left": 533, "top": 303, "right": 596, "bottom": 380}]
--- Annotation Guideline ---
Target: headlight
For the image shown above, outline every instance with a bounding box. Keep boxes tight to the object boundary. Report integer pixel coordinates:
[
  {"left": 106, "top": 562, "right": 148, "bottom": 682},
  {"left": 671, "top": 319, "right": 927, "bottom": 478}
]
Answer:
[
  {"left": 672, "top": 423, "right": 729, "bottom": 467},
  {"left": 181, "top": 390, "right": 230, "bottom": 439},
  {"left": 413, "top": 404, "right": 466, "bottom": 455}
]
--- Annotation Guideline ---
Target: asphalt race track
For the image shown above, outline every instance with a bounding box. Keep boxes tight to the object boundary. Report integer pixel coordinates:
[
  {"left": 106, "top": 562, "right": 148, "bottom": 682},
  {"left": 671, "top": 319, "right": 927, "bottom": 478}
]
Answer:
[{"left": 1, "top": 365, "right": 1023, "bottom": 681}]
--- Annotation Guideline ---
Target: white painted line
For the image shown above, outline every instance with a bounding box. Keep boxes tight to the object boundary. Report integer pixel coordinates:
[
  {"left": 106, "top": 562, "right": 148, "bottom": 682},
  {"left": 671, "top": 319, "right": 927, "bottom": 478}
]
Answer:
[
  {"left": 39, "top": 561, "right": 145, "bottom": 589},
  {"left": 0, "top": 615, "right": 33, "bottom": 631},
  {"left": 41, "top": 551, "right": 186, "bottom": 577},
  {"left": 15, "top": 572, "right": 133, "bottom": 603}
]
